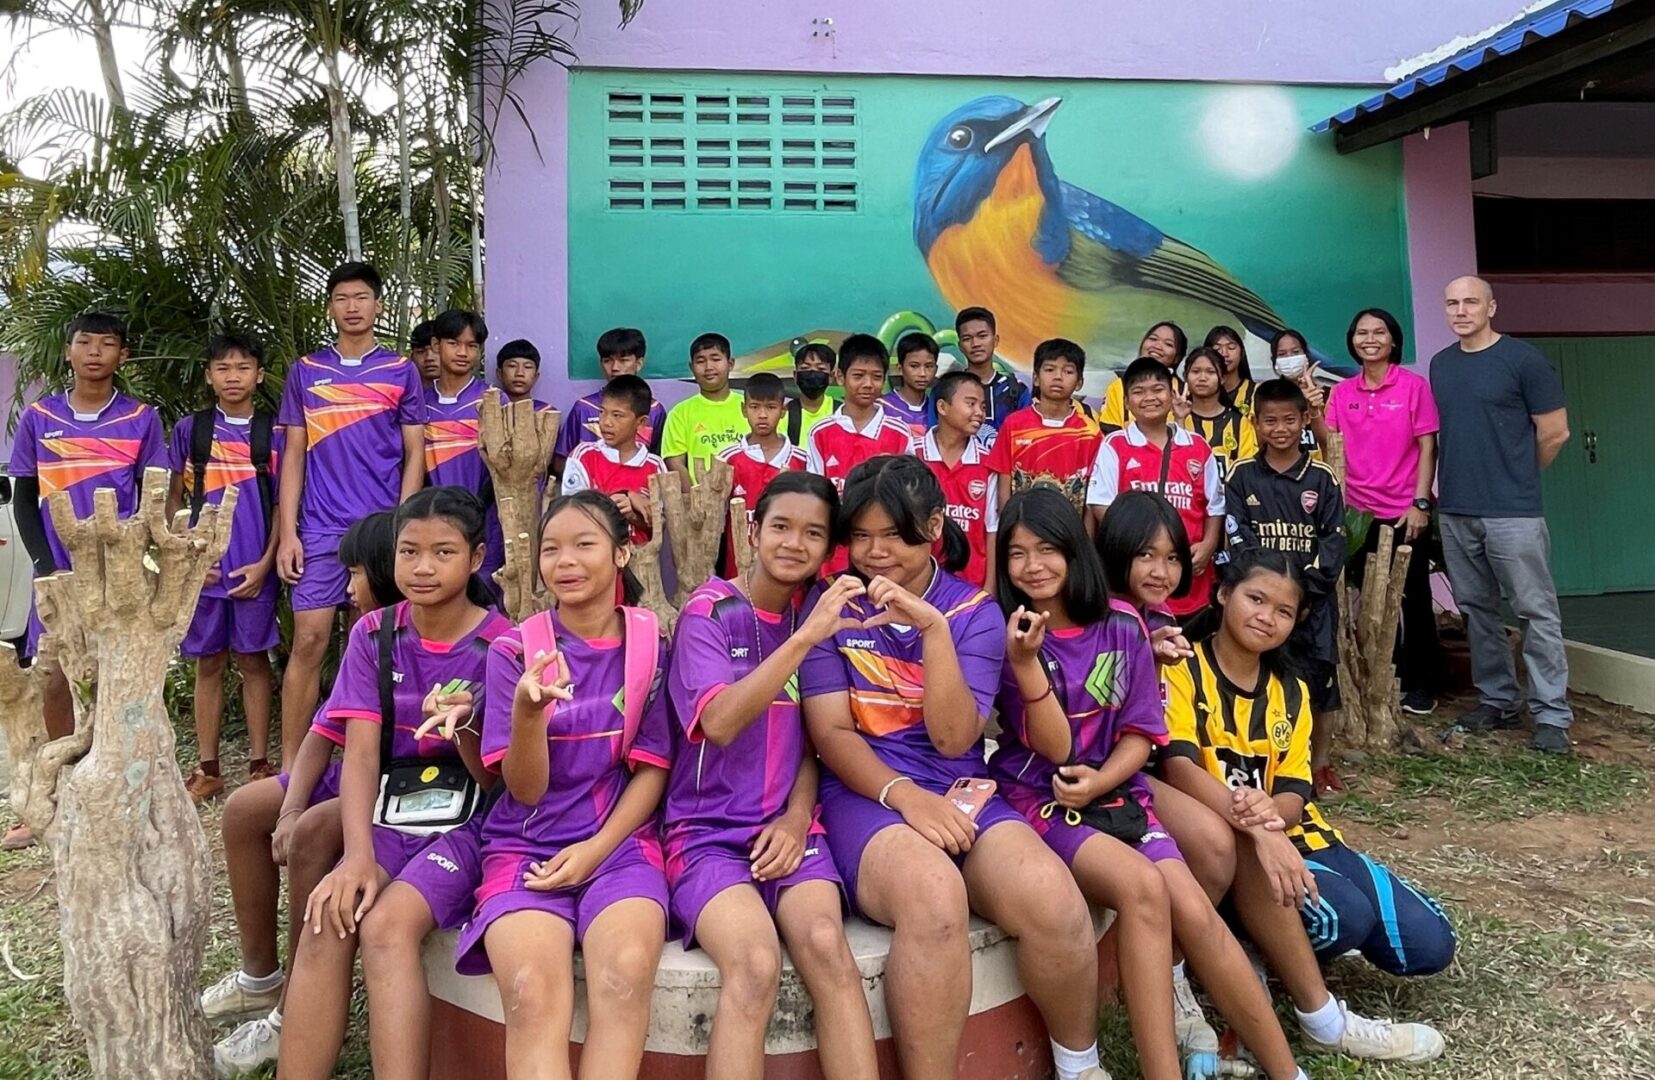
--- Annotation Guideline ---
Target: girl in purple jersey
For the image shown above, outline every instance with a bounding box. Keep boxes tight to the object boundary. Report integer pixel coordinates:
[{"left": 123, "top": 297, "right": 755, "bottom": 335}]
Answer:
[
  {"left": 663, "top": 472, "right": 878, "bottom": 1080},
  {"left": 994, "top": 489, "right": 1305, "bottom": 1080},
  {"left": 800, "top": 455, "right": 1106, "bottom": 1080},
  {"left": 458, "top": 490, "right": 671, "bottom": 1080},
  {"left": 278, "top": 488, "right": 511, "bottom": 1080}
]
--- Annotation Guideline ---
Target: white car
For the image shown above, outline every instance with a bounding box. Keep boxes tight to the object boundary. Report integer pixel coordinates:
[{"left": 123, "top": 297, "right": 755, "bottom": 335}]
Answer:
[{"left": 0, "top": 468, "right": 38, "bottom": 642}]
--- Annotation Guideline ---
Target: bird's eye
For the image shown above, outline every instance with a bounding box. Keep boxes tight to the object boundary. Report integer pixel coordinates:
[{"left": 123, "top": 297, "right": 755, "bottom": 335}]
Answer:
[{"left": 946, "top": 126, "right": 974, "bottom": 150}]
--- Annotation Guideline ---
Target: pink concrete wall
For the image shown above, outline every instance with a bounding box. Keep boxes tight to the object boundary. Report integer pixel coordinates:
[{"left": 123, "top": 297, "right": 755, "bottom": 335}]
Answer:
[
  {"left": 1484, "top": 276, "right": 1655, "bottom": 336},
  {"left": 1402, "top": 125, "right": 1478, "bottom": 367}
]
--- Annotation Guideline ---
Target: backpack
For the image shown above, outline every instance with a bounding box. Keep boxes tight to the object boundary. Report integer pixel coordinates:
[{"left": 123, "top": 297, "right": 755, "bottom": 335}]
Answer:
[
  {"left": 189, "top": 408, "right": 275, "bottom": 533},
  {"left": 785, "top": 397, "right": 837, "bottom": 446},
  {"left": 518, "top": 606, "right": 661, "bottom": 758},
  {"left": 374, "top": 607, "right": 484, "bottom": 835}
]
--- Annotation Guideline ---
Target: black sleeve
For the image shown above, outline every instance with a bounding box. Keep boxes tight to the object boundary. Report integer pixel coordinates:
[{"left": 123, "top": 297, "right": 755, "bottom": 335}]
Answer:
[
  {"left": 13, "top": 477, "right": 57, "bottom": 576},
  {"left": 1223, "top": 466, "right": 1261, "bottom": 552},
  {"left": 1303, "top": 471, "right": 1346, "bottom": 599}
]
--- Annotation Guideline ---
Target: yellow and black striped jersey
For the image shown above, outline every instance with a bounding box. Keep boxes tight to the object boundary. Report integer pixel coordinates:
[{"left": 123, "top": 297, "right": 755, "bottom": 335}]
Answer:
[
  {"left": 1184, "top": 408, "right": 1257, "bottom": 481},
  {"left": 1162, "top": 640, "right": 1342, "bottom": 853}
]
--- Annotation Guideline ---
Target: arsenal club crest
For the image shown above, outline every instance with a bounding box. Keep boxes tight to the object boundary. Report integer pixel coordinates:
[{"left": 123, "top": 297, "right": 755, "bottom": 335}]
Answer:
[
  {"left": 1301, "top": 490, "right": 1319, "bottom": 513},
  {"left": 968, "top": 478, "right": 987, "bottom": 501},
  {"left": 1186, "top": 458, "right": 1201, "bottom": 479}
]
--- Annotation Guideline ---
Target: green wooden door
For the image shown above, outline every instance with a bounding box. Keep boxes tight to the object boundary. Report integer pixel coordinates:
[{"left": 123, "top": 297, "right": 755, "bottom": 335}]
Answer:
[{"left": 1527, "top": 336, "right": 1655, "bottom": 595}]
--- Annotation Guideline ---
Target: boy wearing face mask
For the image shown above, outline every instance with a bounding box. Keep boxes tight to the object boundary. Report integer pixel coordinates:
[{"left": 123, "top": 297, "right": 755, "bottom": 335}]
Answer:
[
  {"left": 786, "top": 341, "right": 839, "bottom": 446},
  {"left": 1271, "top": 330, "right": 1330, "bottom": 460}
]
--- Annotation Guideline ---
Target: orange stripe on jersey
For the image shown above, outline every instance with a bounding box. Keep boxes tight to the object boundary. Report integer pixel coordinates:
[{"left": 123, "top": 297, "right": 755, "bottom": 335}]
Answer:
[
  {"left": 35, "top": 437, "right": 144, "bottom": 496},
  {"left": 423, "top": 417, "right": 481, "bottom": 472},
  {"left": 939, "top": 592, "right": 991, "bottom": 620},
  {"left": 848, "top": 692, "right": 922, "bottom": 737},
  {"left": 303, "top": 382, "right": 406, "bottom": 446}
]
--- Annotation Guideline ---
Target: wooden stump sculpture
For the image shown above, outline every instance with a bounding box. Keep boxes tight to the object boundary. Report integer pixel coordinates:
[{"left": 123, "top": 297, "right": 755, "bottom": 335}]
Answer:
[
  {"left": 1324, "top": 432, "right": 1415, "bottom": 751},
  {"left": 661, "top": 459, "right": 734, "bottom": 609},
  {"left": 0, "top": 469, "right": 236, "bottom": 1079},
  {"left": 729, "top": 496, "right": 755, "bottom": 580},
  {"left": 634, "top": 474, "right": 679, "bottom": 631},
  {"left": 478, "top": 388, "right": 559, "bottom": 622}
]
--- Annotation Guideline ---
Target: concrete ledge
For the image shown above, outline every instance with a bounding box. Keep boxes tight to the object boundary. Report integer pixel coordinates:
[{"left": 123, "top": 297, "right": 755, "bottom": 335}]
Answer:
[{"left": 1565, "top": 639, "right": 1655, "bottom": 714}]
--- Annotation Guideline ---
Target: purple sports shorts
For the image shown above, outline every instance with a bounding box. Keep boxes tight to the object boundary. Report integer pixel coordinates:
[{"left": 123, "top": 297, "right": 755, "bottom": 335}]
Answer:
[
  {"left": 1000, "top": 782, "right": 1184, "bottom": 867},
  {"left": 392, "top": 816, "right": 486, "bottom": 931},
  {"left": 180, "top": 592, "right": 280, "bottom": 658},
  {"left": 290, "top": 531, "right": 350, "bottom": 612},
  {"left": 817, "top": 774, "right": 1024, "bottom": 916},
  {"left": 666, "top": 838, "right": 842, "bottom": 949},
  {"left": 453, "top": 828, "right": 668, "bottom": 975},
  {"left": 276, "top": 760, "right": 342, "bottom": 807}
]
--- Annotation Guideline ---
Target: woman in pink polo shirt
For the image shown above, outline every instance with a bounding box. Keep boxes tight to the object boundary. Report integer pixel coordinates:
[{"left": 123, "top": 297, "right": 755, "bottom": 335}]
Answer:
[{"left": 1325, "top": 308, "right": 1443, "bottom": 715}]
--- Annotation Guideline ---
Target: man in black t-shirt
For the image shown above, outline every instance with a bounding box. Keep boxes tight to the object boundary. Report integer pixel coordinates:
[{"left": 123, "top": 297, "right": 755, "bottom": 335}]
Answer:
[{"left": 1430, "top": 276, "right": 1572, "bottom": 753}]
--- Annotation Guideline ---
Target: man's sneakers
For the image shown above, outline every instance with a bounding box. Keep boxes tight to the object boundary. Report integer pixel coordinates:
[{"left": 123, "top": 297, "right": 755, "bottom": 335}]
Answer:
[
  {"left": 1399, "top": 689, "right": 1437, "bottom": 716},
  {"left": 0, "top": 822, "right": 36, "bottom": 851},
  {"left": 1303, "top": 999, "right": 1445, "bottom": 1063},
  {"left": 1173, "top": 965, "right": 1220, "bottom": 1057},
  {"left": 186, "top": 769, "right": 227, "bottom": 803},
  {"left": 213, "top": 1012, "right": 280, "bottom": 1078},
  {"left": 201, "top": 969, "right": 283, "bottom": 1022},
  {"left": 1529, "top": 724, "right": 1573, "bottom": 755},
  {"left": 1455, "top": 703, "right": 1520, "bottom": 732}
]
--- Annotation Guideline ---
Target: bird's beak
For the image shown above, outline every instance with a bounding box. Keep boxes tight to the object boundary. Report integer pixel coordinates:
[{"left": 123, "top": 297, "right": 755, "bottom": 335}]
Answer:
[{"left": 983, "top": 97, "right": 1062, "bottom": 153}]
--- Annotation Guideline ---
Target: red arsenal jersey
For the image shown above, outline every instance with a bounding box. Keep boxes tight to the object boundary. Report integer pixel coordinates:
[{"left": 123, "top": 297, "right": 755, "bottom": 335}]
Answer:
[
  {"left": 559, "top": 441, "right": 668, "bottom": 546},
  {"left": 918, "top": 429, "right": 999, "bottom": 588},
  {"left": 983, "top": 404, "right": 1103, "bottom": 513},
  {"left": 716, "top": 436, "right": 808, "bottom": 576}
]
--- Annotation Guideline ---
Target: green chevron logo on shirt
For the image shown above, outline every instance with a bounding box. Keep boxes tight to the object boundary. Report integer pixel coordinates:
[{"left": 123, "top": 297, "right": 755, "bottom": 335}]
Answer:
[
  {"left": 1084, "top": 653, "right": 1125, "bottom": 709},
  {"left": 611, "top": 686, "right": 626, "bottom": 715},
  {"left": 783, "top": 674, "right": 799, "bottom": 704}
]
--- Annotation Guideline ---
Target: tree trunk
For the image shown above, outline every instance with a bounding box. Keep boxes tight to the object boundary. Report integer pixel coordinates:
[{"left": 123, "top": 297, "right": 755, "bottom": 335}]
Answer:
[
  {"left": 633, "top": 475, "right": 678, "bottom": 631},
  {"left": 84, "top": 0, "right": 127, "bottom": 114},
  {"left": 728, "top": 496, "right": 755, "bottom": 580},
  {"left": 322, "top": 51, "right": 363, "bottom": 262},
  {"left": 662, "top": 460, "right": 734, "bottom": 611},
  {"left": 476, "top": 389, "right": 559, "bottom": 622},
  {"left": 12, "top": 472, "right": 234, "bottom": 1078},
  {"left": 395, "top": 69, "right": 414, "bottom": 341}
]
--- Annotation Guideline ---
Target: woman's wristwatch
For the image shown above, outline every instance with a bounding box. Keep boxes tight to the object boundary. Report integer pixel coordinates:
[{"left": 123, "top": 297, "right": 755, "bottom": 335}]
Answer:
[{"left": 1411, "top": 498, "right": 1432, "bottom": 512}]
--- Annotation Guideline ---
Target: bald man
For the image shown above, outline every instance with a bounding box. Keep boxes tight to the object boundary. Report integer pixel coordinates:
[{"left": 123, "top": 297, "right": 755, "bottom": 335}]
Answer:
[{"left": 1430, "top": 276, "right": 1572, "bottom": 753}]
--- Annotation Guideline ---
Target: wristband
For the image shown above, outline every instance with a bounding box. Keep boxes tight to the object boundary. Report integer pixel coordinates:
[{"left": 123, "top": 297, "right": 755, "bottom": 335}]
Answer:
[
  {"left": 877, "top": 775, "right": 913, "bottom": 810},
  {"left": 1022, "top": 680, "right": 1056, "bottom": 707},
  {"left": 277, "top": 807, "right": 303, "bottom": 821}
]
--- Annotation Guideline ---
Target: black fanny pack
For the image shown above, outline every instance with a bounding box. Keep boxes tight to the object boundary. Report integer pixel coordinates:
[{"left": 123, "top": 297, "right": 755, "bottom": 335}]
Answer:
[
  {"left": 1042, "top": 772, "right": 1148, "bottom": 845},
  {"left": 370, "top": 617, "right": 483, "bottom": 836}
]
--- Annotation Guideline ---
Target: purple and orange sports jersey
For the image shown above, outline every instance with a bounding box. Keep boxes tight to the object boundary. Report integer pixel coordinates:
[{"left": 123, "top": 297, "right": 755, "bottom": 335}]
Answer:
[
  {"left": 799, "top": 564, "right": 1003, "bottom": 790},
  {"left": 879, "top": 391, "right": 931, "bottom": 440},
  {"left": 167, "top": 410, "right": 285, "bottom": 599},
  {"left": 560, "top": 442, "right": 668, "bottom": 546},
  {"left": 983, "top": 405, "right": 1103, "bottom": 514},
  {"left": 716, "top": 437, "right": 807, "bottom": 577},
  {"left": 423, "top": 377, "right": 488, "bottom": 491},
  {"left": 478, "top": 617, "right": 671, "bottom": 859},
  {"left": 11, "top": 391, "right": 166, "bottom": 571},
  {"left": 553, "top": 392, "right": 667, "bottom": 459},
  {"left": 988, "top": 605, "right": 1167, "bottom": 804},
  {"left": 277, "top": 344, "right": 424, "bottom": 536},
  {"left": 311, "top": 602, "right": 512, "bottom": 761},
  {"left": 664, "top": 578, "right": 814, "bottom": 854}
]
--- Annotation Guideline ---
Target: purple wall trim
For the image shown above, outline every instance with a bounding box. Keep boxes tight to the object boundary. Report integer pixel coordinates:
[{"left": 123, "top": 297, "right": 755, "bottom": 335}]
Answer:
[
  {"left": 1402, "top": 125, "right": 1478, "bottom": 367},
  {"left": 1485, "top": 276, "right": 1655, "bottom": 336}
]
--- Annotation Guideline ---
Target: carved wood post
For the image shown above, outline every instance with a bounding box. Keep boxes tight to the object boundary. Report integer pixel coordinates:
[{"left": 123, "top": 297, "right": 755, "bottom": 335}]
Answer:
[
  {"left": 633, "top": 473, "right": 678, "bottom": 632},
  {"left": 729, "top": 496, "right": 755, "bottom": 580},
  {"left": 477, "top": 389, "right": 559, "bottom": 622},
  {"left": 662, "top": 459, "right": 733, "bottom": 607}
]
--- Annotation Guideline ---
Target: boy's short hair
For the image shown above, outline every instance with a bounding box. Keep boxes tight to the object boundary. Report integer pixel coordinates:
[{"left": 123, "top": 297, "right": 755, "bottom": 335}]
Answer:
[
  {"left": 933, "top": 370, "right": 984, "bottom": 405},
  {"left": 955, "top": 306, "right": 997, "bottom": 333},
  {"left": 207, "top": 333, "right": 264, "bottom": 367},
  {"left": 837, "top": 333, "right": 888, "bottom": 375},
  {"left": 1122, "top": 356, "right": 1174, "bottom": 391},
  {"left": 1252, "top": 377, "right": 1310, "bottom": 413},
  {"left": 432, "top": 308, "right": 489, "bottom": 346},
  {"left": 795, "top": 341, "right": 836, "bottom": 369},
  {"left": 896, "top": 332, "right": 940, "bottom": 364},
  {"left": 409, "top": 320, "right": 435, "bottom": 351},
  {"left": 65, "top": 311, "right": 127, "bottom": 348},
  {"left": 744, "top": 372, "right": 785, "bottom": 403},
  {"left": 690, "top": 332, "right": 731, "bottom": 359},
  {"left": 597, "top": 327, "right": 647, "bottom": 360},
  {"left": 1033, "top": 337, "right": 1085, "bottom": 376},
  {"left": 601, "top": 374, "right": 653, "bottom": 418},
  {"left": 496, "top": 338, "right": 541, "bottom": 369},
  {"left": 326, "top": 261, "right": 383, "bottom": 299}
]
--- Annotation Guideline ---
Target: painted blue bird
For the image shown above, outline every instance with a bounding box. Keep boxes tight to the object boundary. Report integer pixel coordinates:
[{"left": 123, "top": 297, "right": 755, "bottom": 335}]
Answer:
[{"left": 913, "top": 94, "right": 1310, "bottom": 391}]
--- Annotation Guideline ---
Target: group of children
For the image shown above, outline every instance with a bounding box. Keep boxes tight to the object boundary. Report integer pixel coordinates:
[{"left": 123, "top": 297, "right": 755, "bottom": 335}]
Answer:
[{"left": 5, "top": 260, "right": 1458, "bottom": 1079}]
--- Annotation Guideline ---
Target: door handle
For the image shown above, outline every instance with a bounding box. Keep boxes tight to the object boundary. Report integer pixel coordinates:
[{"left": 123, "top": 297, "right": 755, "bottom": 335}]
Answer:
[{"left": 1585, "top": 429, "right": 1597, "bottom": 464}]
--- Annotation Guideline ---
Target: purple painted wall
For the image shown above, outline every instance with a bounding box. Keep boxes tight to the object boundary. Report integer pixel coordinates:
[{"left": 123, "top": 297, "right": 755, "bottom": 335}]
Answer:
[
  {"left": 1485, "top": 277, "right": 1655, "bottom": 336},
  {"left": 1402, "top": 124, "right": 1478, "bottom": 365},
  {"left": 488, "top": 0, "right": 1534, "bottom": 402}
]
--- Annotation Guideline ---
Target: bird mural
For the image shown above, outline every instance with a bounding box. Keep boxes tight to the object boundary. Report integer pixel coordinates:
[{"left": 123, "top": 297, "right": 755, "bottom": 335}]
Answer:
[{"left": 914, "top": 94, "right": 1306, "bottom": 392}]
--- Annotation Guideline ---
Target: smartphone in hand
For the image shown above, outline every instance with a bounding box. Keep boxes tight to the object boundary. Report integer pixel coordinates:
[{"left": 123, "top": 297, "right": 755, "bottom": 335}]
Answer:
[{"left": 946, "top": 777, "right": 997, "bottom": 821}]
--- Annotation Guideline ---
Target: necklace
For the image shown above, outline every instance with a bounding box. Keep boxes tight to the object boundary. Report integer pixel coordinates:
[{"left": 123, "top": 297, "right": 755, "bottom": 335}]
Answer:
[{"left": 742, "top": 569, "right": 797, "bottom": 664}]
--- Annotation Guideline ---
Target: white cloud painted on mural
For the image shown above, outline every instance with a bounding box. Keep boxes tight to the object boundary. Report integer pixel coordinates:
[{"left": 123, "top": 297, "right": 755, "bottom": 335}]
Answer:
[{"left": 1197, "top": 85, "right": 1300, "bottom": 181}]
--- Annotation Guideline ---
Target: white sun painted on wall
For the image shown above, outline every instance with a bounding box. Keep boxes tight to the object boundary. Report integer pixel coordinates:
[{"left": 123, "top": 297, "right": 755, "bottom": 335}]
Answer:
[{"left": 1198, "top": 85, "right": 1302, "bottom": 181}]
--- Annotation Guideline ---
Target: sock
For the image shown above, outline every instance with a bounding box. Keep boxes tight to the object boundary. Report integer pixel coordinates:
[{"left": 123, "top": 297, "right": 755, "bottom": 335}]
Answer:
[
  {"left": 1172, "top": 959, "right": 1187, "bottom": 981},
  {"left": 236, "top": 969, "right": 284, "bottom": 994},
  {"left": 247, "top": 757, "right": 269, "bottom": 775},
  {"left": 1294, "top": 1070, "right": 1311, "bottom": 1080},
  {"left": 1295, "top": 994, "right": 1345, "bottom": 1043},
  {"left": 1051, "top": 1039, "right": 1100, "bottom": 1080},
  {"left": 199, "top": 760, "right": 221, "bottom": 778},
  {"left": 267, "top": 1008, "right": 282, "bottom": 1029}
]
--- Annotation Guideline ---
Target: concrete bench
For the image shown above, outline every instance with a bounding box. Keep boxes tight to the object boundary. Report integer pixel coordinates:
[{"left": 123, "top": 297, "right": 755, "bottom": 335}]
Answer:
[{"left": 422, "top": 909, "right": 1113, "bottom": 1079}]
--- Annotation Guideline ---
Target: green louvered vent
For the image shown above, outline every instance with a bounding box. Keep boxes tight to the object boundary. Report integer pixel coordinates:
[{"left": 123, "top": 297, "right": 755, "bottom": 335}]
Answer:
[{"left": 605, "top": 90, "right": 859, "bottom": 213}]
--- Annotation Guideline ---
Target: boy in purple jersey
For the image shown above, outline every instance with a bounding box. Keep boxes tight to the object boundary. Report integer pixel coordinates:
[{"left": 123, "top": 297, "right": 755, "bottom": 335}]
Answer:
[
  {"left": 799, "top": 455, "right": 1107, "bottom": 1080},
  {"left": 991, "top": 489, "right": 1307, "bottom": 1080},
  {"left": 456, "top": 490, "right": 670, "bottom": 1078},
  {"left": 5, "top": 311, "right": 165, "bottom": 851},
  {"left": 275, "top": 262, "right": 426, "bottom": 770},
  {"left": 165, "top": 334, "right": 283, "bottom": 801},
  {"left": 663, "top": 472, "right": 878, "bottom": 1079},
  {"left": 422, "top": 309, "right": 504, "bottom": 597},
  {"left": 880, "top": 331, "right": 938, "bottom": 439},
  {"left": 551, "top": 326, "right": 667, "bottom": 482},
  {"left": 203, "top": 512, "right": 402, "bottom": 1076},
  {"left": 279, "top": 488, "right": 509, "bottom": 1080}
]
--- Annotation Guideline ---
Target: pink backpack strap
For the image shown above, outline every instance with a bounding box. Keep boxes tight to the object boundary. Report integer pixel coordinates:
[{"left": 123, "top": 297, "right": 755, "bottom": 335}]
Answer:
[
  {"left": 518, "top": 610, "right": 559, "bottom": 680},
  {"left": 1108, "top": 597, "right": 1151, "bottom": 641},
  {"left": 618, "top": 606, "right": 661, "bottom": 755}
]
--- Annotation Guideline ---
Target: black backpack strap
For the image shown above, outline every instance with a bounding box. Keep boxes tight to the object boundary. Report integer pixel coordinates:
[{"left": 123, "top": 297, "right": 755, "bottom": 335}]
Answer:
[
  {"left": 250, "top": 411, "right": 275, "bottom": 536},
  {"left": 785, "top": 398, "right": 804, "bottom": 445},
  {"left": 377, "top": 607, "right": 398, "bottom": 770},
  {"left": 188, "top": 407, "right": 216, "bottom": 524}
]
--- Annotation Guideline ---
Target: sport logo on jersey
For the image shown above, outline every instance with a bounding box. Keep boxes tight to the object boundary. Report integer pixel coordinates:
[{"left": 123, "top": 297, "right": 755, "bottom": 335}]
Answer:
[{"left": 1301, "top": 490, "right": 1319, "bottom": 513}]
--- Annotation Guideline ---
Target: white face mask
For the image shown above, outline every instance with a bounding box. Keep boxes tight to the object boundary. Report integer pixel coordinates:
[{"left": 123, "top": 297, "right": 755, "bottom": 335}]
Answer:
[{"left": 1274, "top": 353, "right": 1309, "bottom": 378}]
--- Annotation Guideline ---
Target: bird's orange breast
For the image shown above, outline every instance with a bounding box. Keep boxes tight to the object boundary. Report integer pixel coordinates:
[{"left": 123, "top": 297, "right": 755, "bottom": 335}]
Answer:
[{"left": 926, "top": 145, "right": 1081, "bottom": 368}]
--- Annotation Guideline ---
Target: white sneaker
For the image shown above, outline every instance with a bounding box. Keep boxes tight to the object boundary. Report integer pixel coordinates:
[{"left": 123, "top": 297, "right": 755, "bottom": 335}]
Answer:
[
  {"left": 1076, "top": 1067, "right": 1114, "bottom": 1080},
  {"left": 1173, "top": 967, "right": 1220, "bottom": 1056},
  {"left": 201, "top": 969, "right": 283, "bottom": 1022},
  {"left": 213, "top": 1013, "right": 281, "bottom": 1078},
  {"left": 1303, "top": 1000, "right": 1445, "bottom": 1063}
]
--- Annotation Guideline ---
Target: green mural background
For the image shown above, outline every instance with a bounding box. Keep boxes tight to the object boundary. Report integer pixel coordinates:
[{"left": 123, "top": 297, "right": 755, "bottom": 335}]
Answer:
[{"left": 566, "top": 72, "right": 1406, "bottom": 392}]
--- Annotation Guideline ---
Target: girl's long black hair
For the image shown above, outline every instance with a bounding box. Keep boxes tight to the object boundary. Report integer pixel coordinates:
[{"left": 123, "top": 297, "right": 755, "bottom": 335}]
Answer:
[
  {"left": 539, "top": 489, "right": 644, "bottom": 606},
  {"left": 838, "top": 454, "right": 969, "bottom": 574},
  {"left": 1093, "top": 490, "right": 1194, "bottom": 601},
  {"left": 1203, "top": 324, "right": 1253, "bottom": 387},
  {"left": 338, "top": 510, "right": 404, "bottom": 608},
  {"left": 394, "top": 486, "right": 497, "bottom": 609},
  {"left": 995, "top": 487, "right": 1108, "bottom": 622}
]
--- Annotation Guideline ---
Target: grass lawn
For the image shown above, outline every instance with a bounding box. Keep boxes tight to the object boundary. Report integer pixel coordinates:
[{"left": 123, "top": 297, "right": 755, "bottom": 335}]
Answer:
[{"left": 4, "top": 693, "right": 1655, "bottom": 1078}]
